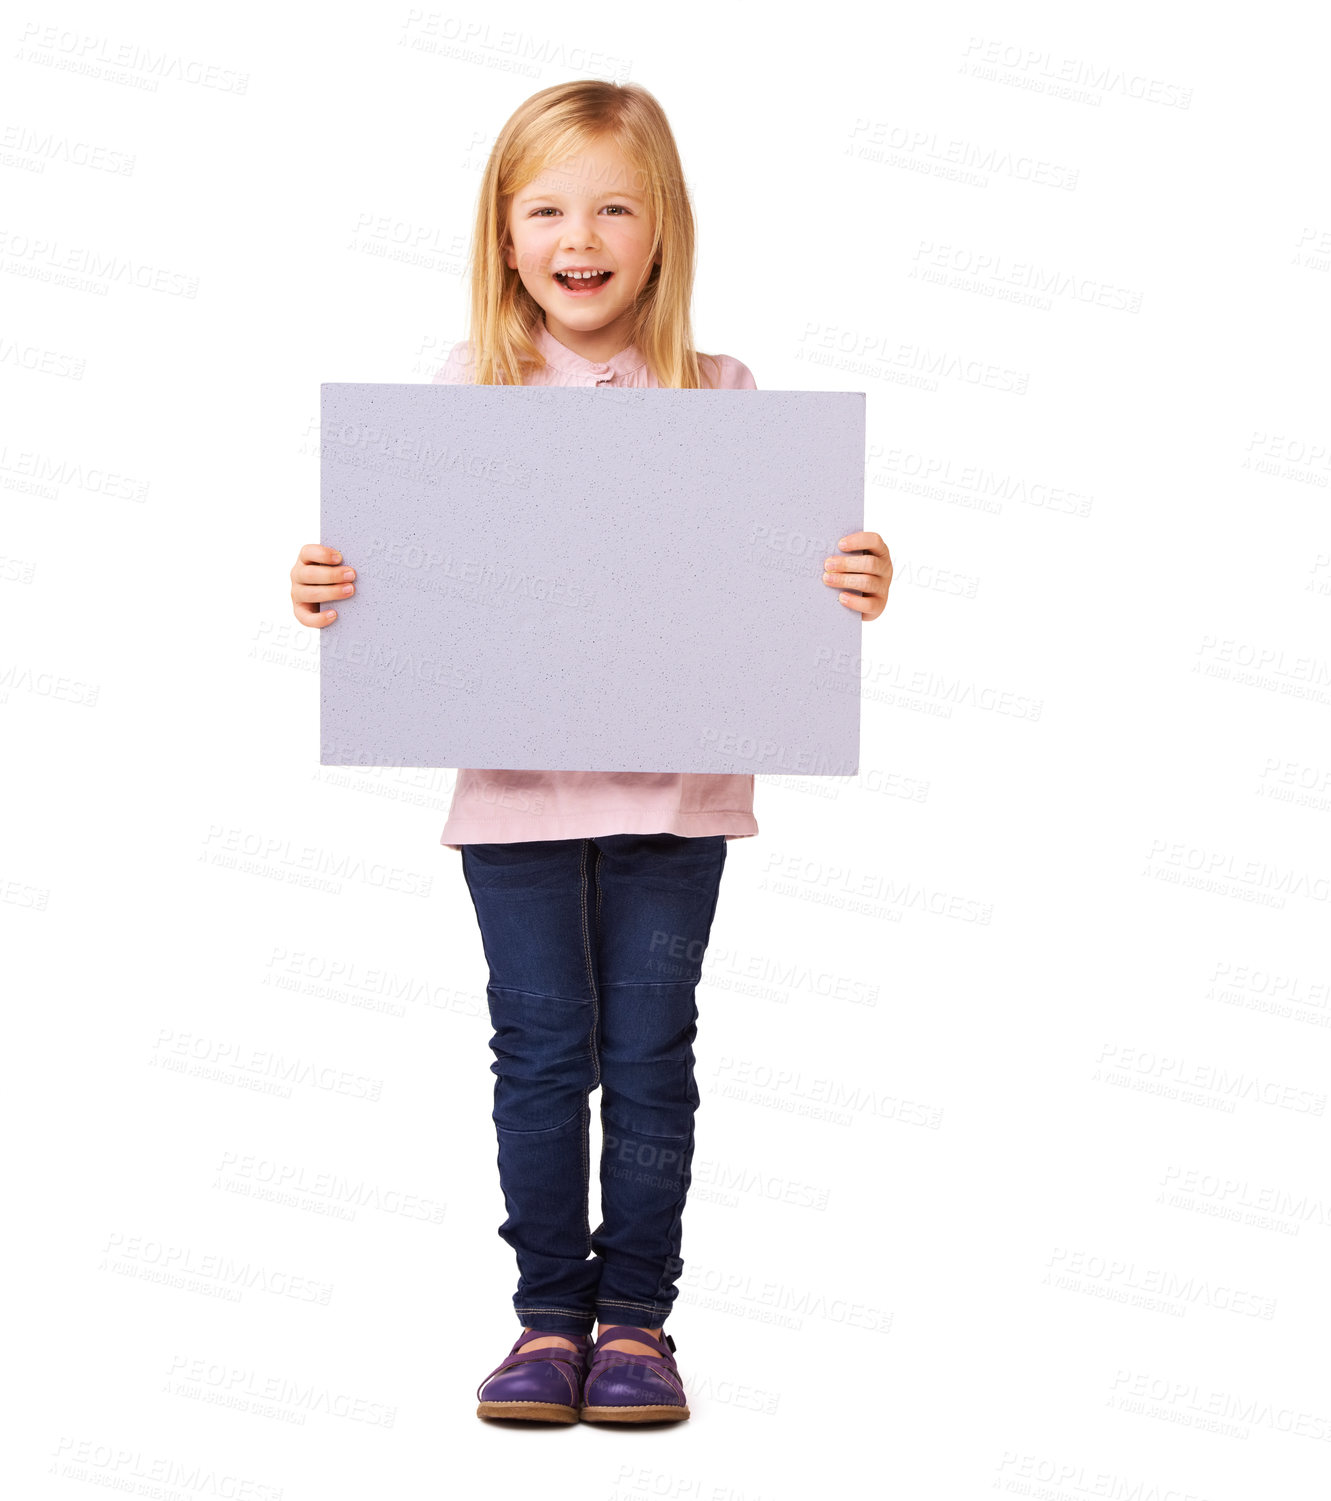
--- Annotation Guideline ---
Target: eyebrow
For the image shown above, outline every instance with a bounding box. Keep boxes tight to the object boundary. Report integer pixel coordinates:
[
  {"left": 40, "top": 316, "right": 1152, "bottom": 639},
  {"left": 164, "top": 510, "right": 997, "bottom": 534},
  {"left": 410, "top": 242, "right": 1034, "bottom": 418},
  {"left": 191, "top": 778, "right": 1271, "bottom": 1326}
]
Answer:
[{"left": 516, "top": 188, "right": 645, "bottom": 203}]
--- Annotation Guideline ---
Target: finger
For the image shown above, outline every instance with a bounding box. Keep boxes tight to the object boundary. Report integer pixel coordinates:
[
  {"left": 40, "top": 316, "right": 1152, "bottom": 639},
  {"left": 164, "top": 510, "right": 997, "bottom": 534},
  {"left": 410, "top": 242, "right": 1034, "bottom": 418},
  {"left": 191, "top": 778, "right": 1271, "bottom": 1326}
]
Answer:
[
  {"left": 293, "top": 600, "right": 338, "bottom": 627},
  {"left": 293, "top": 562, "right": 356, "bottom": 584},
  {"left": 835, "top": 532, "right": 880, "bottom": 552},
  {"left": 297, "top": 543, "right": 344, "bottom": 566},
  {"left": 836, "top": 591, "right": 873, "bottom": 613},
  {"left": 292, "top": 581, "right": 355, "bottom": 604},
  {"left": 822, "top": 570, "right": 877, "bottom": 592},
  {"left": 824, "top": 554, "right": 883, "bottom": 576}
]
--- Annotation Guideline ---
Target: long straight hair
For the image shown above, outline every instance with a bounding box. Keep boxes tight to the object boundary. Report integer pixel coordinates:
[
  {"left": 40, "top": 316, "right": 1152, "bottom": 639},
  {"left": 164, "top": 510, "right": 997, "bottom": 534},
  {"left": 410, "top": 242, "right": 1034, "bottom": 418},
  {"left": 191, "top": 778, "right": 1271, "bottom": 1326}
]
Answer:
[{"left": 462, "top": 80, "right": 724, "bottom": 390}]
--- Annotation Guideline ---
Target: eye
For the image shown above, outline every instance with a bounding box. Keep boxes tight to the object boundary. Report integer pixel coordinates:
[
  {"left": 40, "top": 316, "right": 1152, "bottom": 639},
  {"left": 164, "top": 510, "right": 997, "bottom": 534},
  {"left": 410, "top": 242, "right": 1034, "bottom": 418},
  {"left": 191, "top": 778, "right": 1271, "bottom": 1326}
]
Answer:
[{"left": 528, "top": 204, "right": 632, "bottom": 216}]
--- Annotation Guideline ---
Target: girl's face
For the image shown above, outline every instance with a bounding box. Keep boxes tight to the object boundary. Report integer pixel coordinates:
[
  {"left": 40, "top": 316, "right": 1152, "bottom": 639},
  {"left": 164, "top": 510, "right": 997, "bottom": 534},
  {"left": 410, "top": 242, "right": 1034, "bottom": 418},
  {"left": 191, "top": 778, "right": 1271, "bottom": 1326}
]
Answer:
[{"left": 505, "top": 137, "right": 659, "bottom": 355}]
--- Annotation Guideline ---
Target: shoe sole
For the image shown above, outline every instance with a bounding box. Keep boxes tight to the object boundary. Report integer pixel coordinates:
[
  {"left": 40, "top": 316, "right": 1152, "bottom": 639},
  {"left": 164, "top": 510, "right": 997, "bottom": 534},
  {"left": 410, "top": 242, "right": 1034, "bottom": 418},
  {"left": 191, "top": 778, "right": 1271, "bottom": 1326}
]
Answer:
[
  {"left": 476, "top": 1400, "right": 579, "bottom": 1423},
  {"left": 581, "top": 1404, "right": 690, "bottom": 1423}
]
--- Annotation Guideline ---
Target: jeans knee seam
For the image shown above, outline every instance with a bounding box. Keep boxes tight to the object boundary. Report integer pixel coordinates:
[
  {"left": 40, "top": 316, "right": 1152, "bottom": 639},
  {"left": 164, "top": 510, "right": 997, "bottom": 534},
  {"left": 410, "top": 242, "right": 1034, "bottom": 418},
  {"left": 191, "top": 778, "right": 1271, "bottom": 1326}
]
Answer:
[{"left": 495, "top": 1100, "right": 586, "bottom": 1136}]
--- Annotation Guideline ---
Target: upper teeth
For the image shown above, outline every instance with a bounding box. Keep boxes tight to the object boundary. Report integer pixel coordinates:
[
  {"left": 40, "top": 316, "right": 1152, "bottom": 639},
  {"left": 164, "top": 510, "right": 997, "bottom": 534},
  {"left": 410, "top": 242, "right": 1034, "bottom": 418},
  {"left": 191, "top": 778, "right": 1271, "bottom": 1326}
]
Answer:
[{"left": 560, "top": 270, "right": 604, "bottom": 279}]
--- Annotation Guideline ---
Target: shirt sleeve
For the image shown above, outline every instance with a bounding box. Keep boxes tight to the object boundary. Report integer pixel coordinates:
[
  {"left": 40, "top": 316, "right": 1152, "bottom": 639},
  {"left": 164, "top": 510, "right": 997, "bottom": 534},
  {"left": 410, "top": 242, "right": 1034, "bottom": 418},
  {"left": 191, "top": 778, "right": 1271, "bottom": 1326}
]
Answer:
[
  {"left": 703, "top": 352, "right": 758, "bottom": 390},
  {"left": 430, "top": 339, "right": 475, "bottom": 385}
]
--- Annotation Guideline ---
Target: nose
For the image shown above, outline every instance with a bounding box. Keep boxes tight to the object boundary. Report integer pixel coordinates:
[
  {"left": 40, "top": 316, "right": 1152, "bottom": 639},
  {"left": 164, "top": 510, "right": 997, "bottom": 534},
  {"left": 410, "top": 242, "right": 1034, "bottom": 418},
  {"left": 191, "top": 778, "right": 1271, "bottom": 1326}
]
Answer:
[{"left": 560, "top": 212, "right": 601, "bottom": 251}]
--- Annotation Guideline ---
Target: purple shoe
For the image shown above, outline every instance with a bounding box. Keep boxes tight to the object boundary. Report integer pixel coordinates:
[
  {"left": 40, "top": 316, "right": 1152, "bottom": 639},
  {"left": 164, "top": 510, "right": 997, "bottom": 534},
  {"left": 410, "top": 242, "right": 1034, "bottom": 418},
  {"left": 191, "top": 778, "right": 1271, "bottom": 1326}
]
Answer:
[
  {"left": 476, "top": 1329, "right": 590, "bottom": 1423},
  {"left": 581, "top": 1325, "right": 690, "bottom": 1423}
]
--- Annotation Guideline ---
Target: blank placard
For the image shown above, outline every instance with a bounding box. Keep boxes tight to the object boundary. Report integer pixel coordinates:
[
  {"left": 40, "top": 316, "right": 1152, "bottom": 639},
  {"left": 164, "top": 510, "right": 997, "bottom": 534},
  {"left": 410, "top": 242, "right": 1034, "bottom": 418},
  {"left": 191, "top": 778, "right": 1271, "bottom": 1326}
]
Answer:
[{"left": 320, "top": 383, "right": 864, "bottom": 774}]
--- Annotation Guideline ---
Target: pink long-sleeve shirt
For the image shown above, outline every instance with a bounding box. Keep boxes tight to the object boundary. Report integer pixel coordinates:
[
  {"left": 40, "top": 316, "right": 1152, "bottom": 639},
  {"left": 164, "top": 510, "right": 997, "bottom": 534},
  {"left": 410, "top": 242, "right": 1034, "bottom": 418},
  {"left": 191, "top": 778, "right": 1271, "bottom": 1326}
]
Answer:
[{"left": 431, "top": 319, "right": 761, "bottom": 851}]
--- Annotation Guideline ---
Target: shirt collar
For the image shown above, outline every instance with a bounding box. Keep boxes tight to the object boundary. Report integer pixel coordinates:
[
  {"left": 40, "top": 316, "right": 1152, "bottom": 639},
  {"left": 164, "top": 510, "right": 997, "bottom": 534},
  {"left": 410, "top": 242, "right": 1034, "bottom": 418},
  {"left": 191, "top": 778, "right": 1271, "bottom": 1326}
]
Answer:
[{"left": 533, "top": 319, "right": 646, "bottom": 379}]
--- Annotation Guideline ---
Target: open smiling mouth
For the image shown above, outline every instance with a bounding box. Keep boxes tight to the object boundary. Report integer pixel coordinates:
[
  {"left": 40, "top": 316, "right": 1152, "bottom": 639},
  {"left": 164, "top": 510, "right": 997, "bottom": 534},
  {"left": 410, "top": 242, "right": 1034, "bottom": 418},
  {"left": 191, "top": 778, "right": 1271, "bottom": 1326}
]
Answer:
[{"left": 553, "top": 270, "right": 614, "bottom": 294}]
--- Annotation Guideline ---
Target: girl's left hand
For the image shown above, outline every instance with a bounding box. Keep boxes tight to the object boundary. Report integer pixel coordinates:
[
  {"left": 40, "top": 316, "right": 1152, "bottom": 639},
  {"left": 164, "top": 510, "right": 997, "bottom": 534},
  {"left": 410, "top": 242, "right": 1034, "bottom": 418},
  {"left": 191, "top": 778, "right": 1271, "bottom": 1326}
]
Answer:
[{"left": 822, "top": 532, "right": 892, "bottom": 622}]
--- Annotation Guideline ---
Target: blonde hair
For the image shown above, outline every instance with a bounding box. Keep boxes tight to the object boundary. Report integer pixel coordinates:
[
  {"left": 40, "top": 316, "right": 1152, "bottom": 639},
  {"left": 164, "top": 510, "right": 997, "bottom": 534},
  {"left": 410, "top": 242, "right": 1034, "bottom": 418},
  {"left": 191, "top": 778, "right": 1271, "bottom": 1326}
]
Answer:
[{"left": 462, "top": 80, "right": 724, "bottom": 390}]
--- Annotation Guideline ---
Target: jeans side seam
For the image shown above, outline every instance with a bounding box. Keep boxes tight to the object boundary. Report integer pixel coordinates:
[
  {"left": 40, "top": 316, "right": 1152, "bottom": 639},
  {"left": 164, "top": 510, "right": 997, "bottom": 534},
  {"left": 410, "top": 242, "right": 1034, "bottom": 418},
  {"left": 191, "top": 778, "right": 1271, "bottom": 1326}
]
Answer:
[{"left": 579, "top": 839, "right": 599, "bottom": 1259}]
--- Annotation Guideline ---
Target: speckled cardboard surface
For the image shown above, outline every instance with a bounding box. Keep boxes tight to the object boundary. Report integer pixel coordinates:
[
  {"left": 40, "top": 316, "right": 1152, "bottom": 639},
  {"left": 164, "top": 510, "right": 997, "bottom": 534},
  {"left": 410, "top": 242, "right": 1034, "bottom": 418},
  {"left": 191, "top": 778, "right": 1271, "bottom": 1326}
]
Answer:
[{"left": 320, "top": 383, "right": 864, "bottom": 773}]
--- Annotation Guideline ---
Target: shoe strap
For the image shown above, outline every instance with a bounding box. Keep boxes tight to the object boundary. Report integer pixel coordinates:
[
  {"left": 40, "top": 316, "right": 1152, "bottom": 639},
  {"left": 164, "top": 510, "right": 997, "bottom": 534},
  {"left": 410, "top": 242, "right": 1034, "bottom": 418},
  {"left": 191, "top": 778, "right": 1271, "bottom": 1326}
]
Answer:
[
  {"left": 594, "top": 1324, "right": 676, "bottom": 1357},
  {"left": 515, "top": 1328, "right": 590, "bottom": 1352}
]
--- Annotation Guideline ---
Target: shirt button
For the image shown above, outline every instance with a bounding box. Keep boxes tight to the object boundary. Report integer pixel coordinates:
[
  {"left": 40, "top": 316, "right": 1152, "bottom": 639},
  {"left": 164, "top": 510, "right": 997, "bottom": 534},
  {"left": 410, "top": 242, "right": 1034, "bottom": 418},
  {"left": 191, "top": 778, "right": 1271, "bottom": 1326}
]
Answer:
[{"left": 589, "top": 363, "right": 610, "bottom": 374}]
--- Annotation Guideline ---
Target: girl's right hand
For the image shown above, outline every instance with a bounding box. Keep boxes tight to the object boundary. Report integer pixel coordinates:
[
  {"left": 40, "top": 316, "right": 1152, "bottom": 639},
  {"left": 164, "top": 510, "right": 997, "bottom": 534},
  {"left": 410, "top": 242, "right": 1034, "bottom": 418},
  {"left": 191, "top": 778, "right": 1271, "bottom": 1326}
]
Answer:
[{"left": 291, "top": 542, "right": 356, "bottom": 628}]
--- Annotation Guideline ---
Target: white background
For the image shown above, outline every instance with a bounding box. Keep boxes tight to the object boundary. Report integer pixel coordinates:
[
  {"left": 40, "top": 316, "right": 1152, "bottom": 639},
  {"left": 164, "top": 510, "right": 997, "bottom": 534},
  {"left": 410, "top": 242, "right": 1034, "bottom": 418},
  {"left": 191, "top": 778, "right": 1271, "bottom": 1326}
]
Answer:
[{"left": 5, "top": 2, "right": 1329, "bottom": 1497}]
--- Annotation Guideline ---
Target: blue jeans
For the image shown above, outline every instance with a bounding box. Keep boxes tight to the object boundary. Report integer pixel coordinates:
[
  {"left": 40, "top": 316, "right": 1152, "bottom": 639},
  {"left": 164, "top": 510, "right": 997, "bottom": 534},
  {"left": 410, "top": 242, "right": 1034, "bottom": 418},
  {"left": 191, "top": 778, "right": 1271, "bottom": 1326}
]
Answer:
[{"left": 459, "top": 833, "right": 728, "bottom": 1335}]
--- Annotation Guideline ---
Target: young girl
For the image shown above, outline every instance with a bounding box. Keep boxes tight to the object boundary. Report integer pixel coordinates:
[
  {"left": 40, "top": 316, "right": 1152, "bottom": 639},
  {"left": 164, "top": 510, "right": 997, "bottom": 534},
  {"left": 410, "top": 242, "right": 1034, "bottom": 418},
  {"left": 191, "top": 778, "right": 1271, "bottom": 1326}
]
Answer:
[{"left": 289, "top": 79, "right": 891, "bottom": 1425}]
